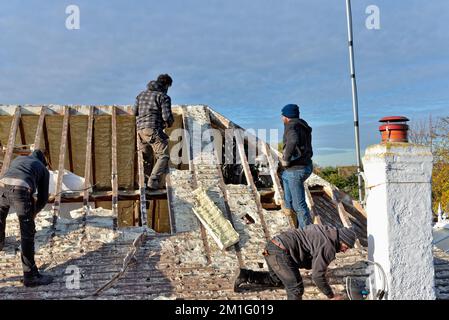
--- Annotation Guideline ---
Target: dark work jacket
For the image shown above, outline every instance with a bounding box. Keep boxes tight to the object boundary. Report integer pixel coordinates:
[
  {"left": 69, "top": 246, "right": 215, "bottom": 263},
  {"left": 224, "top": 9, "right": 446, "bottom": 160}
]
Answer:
[
  {"left": 1, "top": 154, "right": 49, "bottom": 213},
  {"left": 275, "top": 224, "right": 340, "bottom": 297},
  {"left": 282, "top": 118, "right": 313, "bottom": 168}
]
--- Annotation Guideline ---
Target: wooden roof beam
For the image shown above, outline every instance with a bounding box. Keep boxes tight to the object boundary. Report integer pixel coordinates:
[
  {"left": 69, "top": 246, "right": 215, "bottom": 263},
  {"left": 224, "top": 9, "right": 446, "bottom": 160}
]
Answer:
[
  {"left": 83, "top": 107, "right": 94, "bottom": 217},
  {"left": 111, "top": 106, "right": 119, "bottom": 225},
  {"left": 136, "top": 127, "right": 147, "bottom": 227},
  {"left": 52, "top": 106, "right": 70, "bottom": 230},
  {"left": 0, "top": 105, "right": 136, "bottom": 116},
  {"left": 0, "top": 106, "right": 21, "bottom": 176},
  {"left": 32, "top": 106, "right": 47, "bottom": 151},
  {"left": 234, "top": 129, "right": 274, "bottom": 239}
]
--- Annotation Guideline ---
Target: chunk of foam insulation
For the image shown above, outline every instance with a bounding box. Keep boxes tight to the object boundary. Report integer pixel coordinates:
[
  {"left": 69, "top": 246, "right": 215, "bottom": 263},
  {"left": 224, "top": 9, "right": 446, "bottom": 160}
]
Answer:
[
  {"left": 192, "top": 187, "right": 240, "bottom": 250},
  {"left": 48, "top": 170, "right": 88, "bottom": 194}
]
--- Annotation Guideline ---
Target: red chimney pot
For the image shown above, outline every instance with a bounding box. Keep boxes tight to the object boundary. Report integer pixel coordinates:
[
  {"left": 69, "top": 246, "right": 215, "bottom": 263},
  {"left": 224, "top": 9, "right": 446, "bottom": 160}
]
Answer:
[{"left": 379, "top": 116, "right": 409, "bottom": 143}]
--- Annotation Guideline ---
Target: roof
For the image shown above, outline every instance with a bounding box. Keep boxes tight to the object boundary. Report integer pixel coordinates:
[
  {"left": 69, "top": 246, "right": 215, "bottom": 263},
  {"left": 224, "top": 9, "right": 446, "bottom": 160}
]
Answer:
[{"left": 0, "top": 104, "right": 448, "bottom": 299}]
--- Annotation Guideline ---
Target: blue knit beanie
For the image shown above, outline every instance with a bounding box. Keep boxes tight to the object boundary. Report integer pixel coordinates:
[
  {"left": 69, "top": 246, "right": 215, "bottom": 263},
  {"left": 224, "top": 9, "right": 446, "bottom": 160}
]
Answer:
[{"left": 281, "top": 104, "right": 299, "bottom": 119}]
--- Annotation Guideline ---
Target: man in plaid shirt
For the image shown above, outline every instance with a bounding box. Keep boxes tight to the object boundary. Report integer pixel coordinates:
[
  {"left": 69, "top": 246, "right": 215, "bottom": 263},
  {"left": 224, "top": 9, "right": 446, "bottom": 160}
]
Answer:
[{"left": 135, "top": 74, "right": 174, "bottom": 189}]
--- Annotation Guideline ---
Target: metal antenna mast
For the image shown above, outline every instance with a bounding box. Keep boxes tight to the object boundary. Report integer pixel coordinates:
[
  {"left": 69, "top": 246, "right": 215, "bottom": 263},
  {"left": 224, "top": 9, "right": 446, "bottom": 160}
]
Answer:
[{"left": 345, "top": 0, "right": 364, "bottom": 203}]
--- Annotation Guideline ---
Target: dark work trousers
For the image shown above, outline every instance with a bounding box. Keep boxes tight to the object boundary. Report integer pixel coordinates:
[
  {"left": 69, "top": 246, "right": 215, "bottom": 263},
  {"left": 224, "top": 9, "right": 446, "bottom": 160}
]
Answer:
[
  {"left": 264, "top": 241, "right": 304, "bottom": 300},
  {"left": 0, "top": 185, "right": 36, "bottom": 273},
  {"left": 137, "top": 128, "right": 170, "bottom": 185}
]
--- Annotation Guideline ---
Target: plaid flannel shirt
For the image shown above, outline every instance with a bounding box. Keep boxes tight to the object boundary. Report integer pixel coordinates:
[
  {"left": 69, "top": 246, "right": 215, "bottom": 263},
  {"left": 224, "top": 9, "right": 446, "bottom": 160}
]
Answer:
[{"left": 135, "top": 81, "right": 174, "bottom": 131}]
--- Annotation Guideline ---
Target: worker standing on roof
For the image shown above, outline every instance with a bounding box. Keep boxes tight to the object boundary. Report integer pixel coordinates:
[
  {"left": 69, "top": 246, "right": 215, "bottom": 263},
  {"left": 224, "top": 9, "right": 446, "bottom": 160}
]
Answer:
[
  {"left": 234, "top": 225, "right": 356, "bottom": 300},
  {"left": 0, "top": 150, "right": 53, "bottom": 287},
  {"left": 135, "top": 74, "right": 174, "bottom": 190},
  {"left": 280, "top": 104, "right": 314, "bottom": 229}
]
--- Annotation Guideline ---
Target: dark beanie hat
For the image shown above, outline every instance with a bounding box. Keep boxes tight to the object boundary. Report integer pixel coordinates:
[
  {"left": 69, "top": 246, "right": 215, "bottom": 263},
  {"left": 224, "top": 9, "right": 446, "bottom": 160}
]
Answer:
[
  {"left": 157, "top": 74, "right": 173, "bottom": 87},
  {"left": 338, "top": 227, "right": 357, "bottom": 248},
  {"left": 281, "top": 104, "right": 299, "bottom": 119}
]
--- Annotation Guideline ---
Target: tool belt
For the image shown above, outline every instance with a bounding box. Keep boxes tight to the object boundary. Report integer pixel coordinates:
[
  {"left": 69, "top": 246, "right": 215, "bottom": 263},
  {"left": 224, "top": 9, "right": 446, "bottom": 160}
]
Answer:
[{"left": 0, "top": 178, "right": 32, "bottom": 193}]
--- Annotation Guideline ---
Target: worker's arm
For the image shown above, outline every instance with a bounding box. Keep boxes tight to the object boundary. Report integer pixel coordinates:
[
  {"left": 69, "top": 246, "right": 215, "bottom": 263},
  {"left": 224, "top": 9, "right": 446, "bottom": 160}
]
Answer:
[
  {"left": 311, "top": 246, "right": 336, "bottom": 298},
  {"left": 282, "top": 128, "right": 299, "bottom": 167},
  {"left": 161, "top": 95, "right": 174, "bottom": 128},
  {"left": 35, "top": 169, "right": 49, "bottom": 214}
]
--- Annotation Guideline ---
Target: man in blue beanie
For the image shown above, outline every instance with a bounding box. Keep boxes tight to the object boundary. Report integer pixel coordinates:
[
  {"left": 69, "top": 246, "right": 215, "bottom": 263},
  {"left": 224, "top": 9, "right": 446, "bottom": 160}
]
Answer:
[{"left": 280, "top": 104, "right": 314, "bottom": 229}]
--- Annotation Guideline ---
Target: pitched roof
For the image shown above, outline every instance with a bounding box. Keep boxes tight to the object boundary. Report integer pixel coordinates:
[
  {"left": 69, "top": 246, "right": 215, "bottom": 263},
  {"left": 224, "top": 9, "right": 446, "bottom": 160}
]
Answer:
[{"left": 0, "top": 105, "right": 448, "bottom": 299}]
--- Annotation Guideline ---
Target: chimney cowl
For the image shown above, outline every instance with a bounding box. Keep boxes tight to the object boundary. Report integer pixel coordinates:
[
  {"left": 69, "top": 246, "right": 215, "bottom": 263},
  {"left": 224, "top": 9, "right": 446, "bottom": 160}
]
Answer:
[{"left": 379, "top": 116, "right": 409, "bottom": 143}]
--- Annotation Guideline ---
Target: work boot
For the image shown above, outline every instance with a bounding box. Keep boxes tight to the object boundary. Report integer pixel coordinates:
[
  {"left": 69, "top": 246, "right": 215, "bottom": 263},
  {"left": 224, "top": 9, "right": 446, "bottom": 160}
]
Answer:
[
  {"left": 233, "top": 268, "right": 283, "bottom": 292},
  {"left": 283, "top": 209, "right": 298, "bottom": 228},
  {"left": 23, "top": 267, "right": 54, "bottom": 287},
  {"left": 233, "top": 268, "right": 250, "bottom": 292}
]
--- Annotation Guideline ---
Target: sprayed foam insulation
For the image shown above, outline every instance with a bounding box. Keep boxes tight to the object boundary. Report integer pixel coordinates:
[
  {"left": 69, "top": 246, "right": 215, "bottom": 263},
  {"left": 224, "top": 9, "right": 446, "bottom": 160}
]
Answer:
[
  {"left": 68, "top": 115, "right": 88, "bottom": 177},
  {"left": 192, "top": 187, "right": 240, "bottom": 250},
  {"left": 93, "top": 115, "right": 112, "bottom": 190},
  {"left": 18, "top": 115, "right": 39, "bottom": 149},
  {"left": 116, "top": 116, "right": 136, "bottom": 189},
  {"left": 45, "top": 115, "right": 70, "bottom": 171}
]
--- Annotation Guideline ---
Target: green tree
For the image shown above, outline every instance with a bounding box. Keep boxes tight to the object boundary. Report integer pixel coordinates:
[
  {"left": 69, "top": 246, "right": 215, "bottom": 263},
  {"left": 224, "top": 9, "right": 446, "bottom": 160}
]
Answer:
[
  {"left": 410, "top": 116, "right": 449, "bottom": 213},
  {"left": 315, "top": 166, "right": 359, "bottom": 200}
]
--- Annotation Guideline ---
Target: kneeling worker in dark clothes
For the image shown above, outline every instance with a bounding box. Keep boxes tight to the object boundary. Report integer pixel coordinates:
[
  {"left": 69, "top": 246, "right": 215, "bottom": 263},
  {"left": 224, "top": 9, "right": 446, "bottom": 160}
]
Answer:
[
  {"left": 0, "top": 150, "right": 53, "bottom": 287},
  {"left": 234, "top": 224, "right": 357, "bottom": 300}
]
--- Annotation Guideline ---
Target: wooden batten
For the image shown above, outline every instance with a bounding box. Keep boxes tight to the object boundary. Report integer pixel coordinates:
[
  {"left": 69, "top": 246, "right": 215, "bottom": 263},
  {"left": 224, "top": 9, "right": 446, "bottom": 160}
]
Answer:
[
  {"left": 0, "top": 106, "right": 21, "bottom": 176},
  {"left": 165, "top": 173, "right": 176, "bottom": 234},
  {"left": 33, "top": 106, "right": 47, "bottom": 151},
  {"left": 83, "top": 107, "right": 94, "bottom": 215},
  {"left": 136, "top": 127, "right": 147, "bottom": 226},
  {"left": 260, "top": 141, "right": 285, "bottom": 208},
  {"left": 52, "top": 106, "right": 70, "bottom": 228},
  {"left": 111, "top": 107, "right": 119, "bottom": 220}
]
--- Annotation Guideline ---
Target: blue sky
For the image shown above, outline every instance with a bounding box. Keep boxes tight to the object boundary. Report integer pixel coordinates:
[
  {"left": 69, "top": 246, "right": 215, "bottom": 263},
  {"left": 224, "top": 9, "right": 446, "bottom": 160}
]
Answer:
[{"left": 1, "top": 0, "right": 448, "bottom": 166}]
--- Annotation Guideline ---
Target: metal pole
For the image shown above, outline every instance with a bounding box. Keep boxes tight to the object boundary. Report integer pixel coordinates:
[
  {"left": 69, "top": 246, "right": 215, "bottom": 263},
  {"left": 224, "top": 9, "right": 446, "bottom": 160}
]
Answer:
[{"left": 345, "top": 0, "right": 364, "bottom": 203}]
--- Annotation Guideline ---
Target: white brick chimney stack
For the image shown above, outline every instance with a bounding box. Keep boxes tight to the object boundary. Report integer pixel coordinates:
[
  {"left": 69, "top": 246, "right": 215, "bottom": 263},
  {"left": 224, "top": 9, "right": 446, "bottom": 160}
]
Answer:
[{"left": 362, "top": 117, "right": 436, "bottom": 300}]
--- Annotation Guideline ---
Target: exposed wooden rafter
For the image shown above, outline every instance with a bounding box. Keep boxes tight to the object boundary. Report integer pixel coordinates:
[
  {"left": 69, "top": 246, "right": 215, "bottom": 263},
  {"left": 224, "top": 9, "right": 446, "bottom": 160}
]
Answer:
[
  {"left": 165, "top": 173, "right": 177, "bottom": 234},
  {"left": 1, "top": 106, "right": 21, "bottom": 176},
  {"left": 33, "top": 106, "right": 47, "bottom": 151},
  {"left": 111, "top": 106, "right": 119, "bottom": 221},
  {"left": 205, "top": 109, "right": 244, "bottom": 268},
  {"left": 305, "top": 186, "right": 322, "bottom": 225},
  {"left": 136, "top": 127, "right": 147, "bottom": 226},
  {"left": 52, "top": 106, "right": 70, "bottom": 223},
  {"left": 83, "top": 107, "right": 94, "bottom": 216},
  {"left": 260, "top": 141, "right": 285, "bottom": 208},
  {"left": 234, "top": 129, "right": 273, "bottom": 240}
]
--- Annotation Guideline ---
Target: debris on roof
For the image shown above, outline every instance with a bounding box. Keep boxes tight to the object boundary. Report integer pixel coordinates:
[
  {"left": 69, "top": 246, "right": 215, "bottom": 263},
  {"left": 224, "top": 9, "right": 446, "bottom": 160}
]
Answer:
[{"left": 192, "top": 187, "right": 240, "bottom": 250}]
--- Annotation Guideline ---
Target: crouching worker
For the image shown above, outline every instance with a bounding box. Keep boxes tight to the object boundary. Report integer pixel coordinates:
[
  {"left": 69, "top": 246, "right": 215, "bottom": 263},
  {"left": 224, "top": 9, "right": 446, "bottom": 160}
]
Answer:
[
  {"left": 0, "top": 150, "right": 53, "bottom": 287},
  {"left": 233, "top": 224, "right": 356, "bottom": 300}
]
